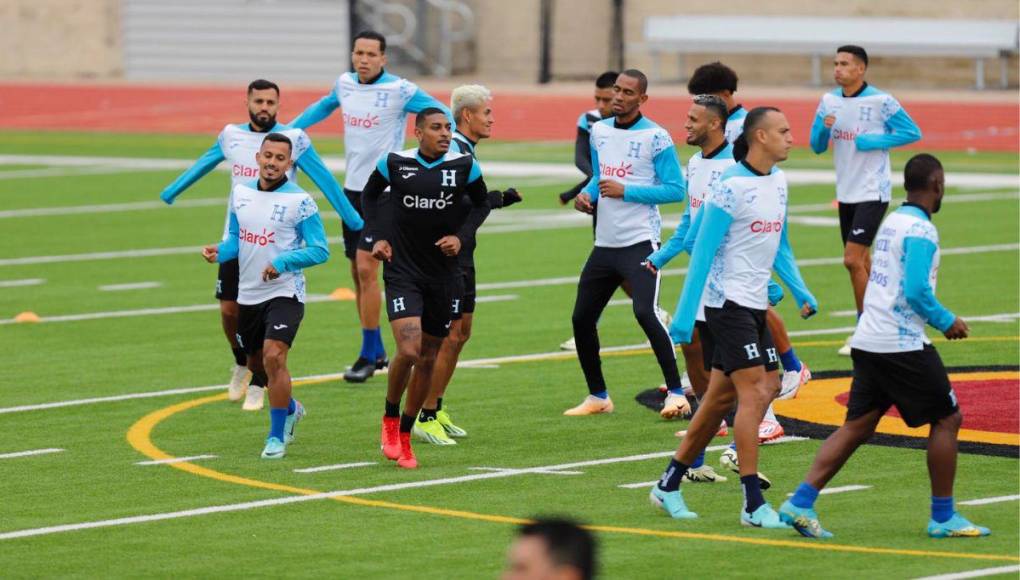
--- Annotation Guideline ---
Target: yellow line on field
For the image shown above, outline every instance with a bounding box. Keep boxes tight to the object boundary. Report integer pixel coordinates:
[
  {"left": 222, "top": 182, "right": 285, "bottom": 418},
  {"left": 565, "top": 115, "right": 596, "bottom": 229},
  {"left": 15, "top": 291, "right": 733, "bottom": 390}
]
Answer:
[{"left": 124, "top": 392, "right": 1020, "bottom": 563}]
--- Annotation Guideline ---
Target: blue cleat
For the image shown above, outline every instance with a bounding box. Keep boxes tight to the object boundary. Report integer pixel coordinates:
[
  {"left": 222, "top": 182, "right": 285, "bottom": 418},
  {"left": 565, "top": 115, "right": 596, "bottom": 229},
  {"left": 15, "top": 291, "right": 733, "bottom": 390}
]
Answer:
[
  {"left": 928, "top": 513, "right": 990, "bottom": 538},
  {"left": 284, "top": 401, "right": 305, "bottom": 444},
  {"left": 779, "top": 500, "right": 833, "bottom": 538},
  {"left": 261, "top": 436, "right": 286, "bottom": 459},
  {"left": 741, "top": 503, "right": 792, "bottom": 529},
  {"left": 649, "top": 486, "right": 698, "bottom": 520}
]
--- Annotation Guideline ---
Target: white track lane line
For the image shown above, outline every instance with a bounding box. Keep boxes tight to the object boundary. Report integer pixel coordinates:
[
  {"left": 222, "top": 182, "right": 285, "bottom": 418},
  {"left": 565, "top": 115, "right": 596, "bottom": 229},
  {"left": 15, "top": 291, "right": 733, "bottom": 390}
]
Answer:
[
  {"left": 0, "top": 278, "right": 45, "bottom": 288},
  {"left": 958, "top": 494, "right": 1020, "bottom": 506},
  {"left": 912, "top": 565, "right": 1020, "bottom": 580},
  {"left": 293, "top": 462, "right": 378, "bottom": 474},
  {"left": 785, "top": 485, "right": 873, "bottom": 496},
  {"left": 136, "top": 455, "right": 217, "bottom": 466},
  {"left": 0, "top": 448, "right": 64, "bottom": 460},
  {"left": 98, "top": 282, "right": 162, "bottom": 292}
]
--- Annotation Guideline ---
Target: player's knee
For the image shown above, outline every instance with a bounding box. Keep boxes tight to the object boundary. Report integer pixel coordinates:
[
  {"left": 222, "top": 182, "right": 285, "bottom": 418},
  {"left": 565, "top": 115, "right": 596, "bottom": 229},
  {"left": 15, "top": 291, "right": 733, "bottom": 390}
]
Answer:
[
  {"left": 396, "top": 343, "right": 422, "bottom": 363},
  {"left": 262, "top": 347, "right": 287, "bottom": 373},
  {"left": 571, "top": 308, "right": 596, "bottom": 330},
  {"left": 936, "top": 410, "right": 963, "bottom": 433},
  {"left": 631, "top": 301, "right": 656, "bottom": 324},
  {"left": 452, "top": 325, "right": 471, "bottom": 347}
]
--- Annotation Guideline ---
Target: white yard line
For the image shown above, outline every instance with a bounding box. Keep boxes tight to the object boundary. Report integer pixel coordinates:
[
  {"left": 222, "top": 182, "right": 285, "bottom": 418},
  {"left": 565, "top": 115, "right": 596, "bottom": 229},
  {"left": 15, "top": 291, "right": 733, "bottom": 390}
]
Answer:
[
  {"left": 957, "top": 494, "right": 1020, "bottom": 506},
  {"left": 912, "top": 565, "right": 1020, "bottom": 580},
  {"left": 785, "top": 485, "right": 872, "bottom": 496},
  {"left": 0, "top": 198, "right": 227, "bottom": 219},
  {"left": 0, "top": 448, "right": 64, "bottom": 460},
  {"left": 0, "top": 278, "right": 44, "bottom": 288},
  {"left": 98, "top": 282, "right": 163, "bottom": 292},
  {"left": 469, "top": 467, "right": 585, "bottom": 475},
  {"left": 293, "top": 462, "right": 378, "bottom": 474},
  {"left": 136, "top": 455, "right": 217, "bottom": 466}
]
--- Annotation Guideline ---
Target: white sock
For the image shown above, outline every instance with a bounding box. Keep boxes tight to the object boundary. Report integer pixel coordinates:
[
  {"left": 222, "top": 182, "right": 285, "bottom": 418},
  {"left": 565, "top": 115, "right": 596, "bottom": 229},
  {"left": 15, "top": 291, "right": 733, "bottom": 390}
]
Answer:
[{"left": 763, "top": 404, "right": 778, "bottom": 423}]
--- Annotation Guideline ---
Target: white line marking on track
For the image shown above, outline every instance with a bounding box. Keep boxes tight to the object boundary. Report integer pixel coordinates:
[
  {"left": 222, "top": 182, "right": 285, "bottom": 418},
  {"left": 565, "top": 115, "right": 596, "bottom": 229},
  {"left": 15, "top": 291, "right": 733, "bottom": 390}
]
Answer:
[
  {"left": 912, "top": 564, "right": 1020, "bottom": 580},
  {"left": 293, "top": 462, "right": 378, "bottom": 474},
  {"left": 785, "top": 485, "right": 872, "bottom": 496},
  {"left": 618, "top": 480, "right": 661, "bottom": 489},
  {"left": 0, "top": 278, "right": 45, "bottom": 288},
  {"left": 469, "top": 467, "right": 584, "bottom": 475},
  {"left": 99, "top": 281, "right": 162, "bottom": 292},
  {"left": 136, "top": 454, "right": 217, "bottom": 466},
  {"left": 0, "top": 448, "right": 64, "bottom": 460},
  {"left": 958, "top": 494, "right": 1020, "bottom": 506},
  {"left": 0, "top": 198, "right": 226, "bottom": 219}
]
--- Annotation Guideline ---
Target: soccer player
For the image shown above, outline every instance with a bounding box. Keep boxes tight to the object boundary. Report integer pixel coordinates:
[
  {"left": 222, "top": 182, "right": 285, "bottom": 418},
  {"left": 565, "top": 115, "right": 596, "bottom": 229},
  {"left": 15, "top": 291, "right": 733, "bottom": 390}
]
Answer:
[
  {"left": 779, "top": 154, "right": 989, "bottom": 540},
  {"left": 557, "top": 71, "right": 618, "bottom": 206},
  {"left": 809, "top": 45, "right": 922, "bottom": 356},
  {"left": 414, "top": 85, "right": 522, "bottom": 445},
  {"left": 201, "top": 133, "right": 330, "bottom": 459},
  {"left": 689, "top": 62, "right": 813, "bottom": 429},
  {"left": 563, "top": 69, "right": 689, "bottom": 417},
  {"left": 364, "top": 108, "right": 490, "bottom": 468},
  {"left": 291, "top": 30, "right": 454, "bottom": 382},
  {"left": 650, "top": 107, "right": 816, "bottom": 528},
  {"left": 161, "top": 79, "right": 362, "bottom": 411},
  {"left": 503, "top": 518, "right": 597, "bottom": 580}
]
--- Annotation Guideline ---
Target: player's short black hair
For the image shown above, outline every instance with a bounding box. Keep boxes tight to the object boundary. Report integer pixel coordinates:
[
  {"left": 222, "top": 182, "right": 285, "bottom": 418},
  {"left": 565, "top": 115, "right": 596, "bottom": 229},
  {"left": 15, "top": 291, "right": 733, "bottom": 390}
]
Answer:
[
  {"left": 415, "top": 107, "right": 448, "bottom": 128},
  {"left": 261, "top": 132, "right": 292, "bottom": 153},
  {"left": 837, "top": 45, "right": 869, "bottom": 67},
  {"left": 619, "top": 69, "right": 648, "bottom": 94},
  {"left": 904, "top": 153, "right": 943, "bottom": 192},
  {"left": 692, "top": 94, "right": 729, "bottom": 124},
  {"left": 687, "top": 61, "right": 738, "bottom": 95},
  {"left": 732, "top": 106, "right": 781, "bottom": 161},
  {"left": 518, "top": 518, "right": 596, "bottom": 580},
  {"left": 247, "top": 79, "right": 279, "bottom": 95},
  {"left": 595, "top": 71, "right": 619, "bottom": 89},
  {"left": 354, "top": 30, "right": 387, "bottom": 53}
]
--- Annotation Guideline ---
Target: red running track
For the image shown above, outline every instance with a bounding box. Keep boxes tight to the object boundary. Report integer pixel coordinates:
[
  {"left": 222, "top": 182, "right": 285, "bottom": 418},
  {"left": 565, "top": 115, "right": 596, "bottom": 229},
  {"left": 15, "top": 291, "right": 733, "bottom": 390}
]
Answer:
[{"left": 0, "top": 82, "right": 1016, "bottom": 151}]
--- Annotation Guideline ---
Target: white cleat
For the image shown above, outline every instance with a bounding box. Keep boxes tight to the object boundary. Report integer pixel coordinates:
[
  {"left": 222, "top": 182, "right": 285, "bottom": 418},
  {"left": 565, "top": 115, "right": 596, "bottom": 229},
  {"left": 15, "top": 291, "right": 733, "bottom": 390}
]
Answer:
[
  {"left": 837, "top": 335, "right": 852, "bottom": 357},
  {"left": 560, "top": 336, "right": 576, "bottom": 351},
  {"left": 563, "top": 394, "right": 614, "bottom": 416},
  {"left": 227, "top": 364, "right": 251, "bottom": 402},
  {"left": 720, "top": 447, "right": 772, "bottom": 490},
  {"left": 242, "top": 385, "right": 265, "bottom": 411},
  {"left": 660, "top": 392, "right": 692, "bottom": 419},
  {"left": 777, "top": 363, "right": 811, "bottom": 400},
  {"left": 682, "top": 464, "right": 728, "bottom": 483}
]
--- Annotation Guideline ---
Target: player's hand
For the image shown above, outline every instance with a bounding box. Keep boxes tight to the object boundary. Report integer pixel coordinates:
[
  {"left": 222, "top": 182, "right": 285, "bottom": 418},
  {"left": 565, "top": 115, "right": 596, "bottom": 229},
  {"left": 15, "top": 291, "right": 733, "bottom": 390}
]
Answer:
[
  {"left": 598, "top": 179, "right": 625, "bottom": 199},
  {"left": 436, "top": 235, "right": 462, "bottom": 256},
  {"left": 642, "top": 260, "right": 658, "bottom": 274},
  {"left": 574, "top": 193, "right": 594, "bottom": 214},
  {"left": 501, "top": 188, "right": 523, "bottom": 207},
  {"left": 943, "top": 317, "right": 969, "bottom": 340},
  {"left": 800, "top": 303, "right": 817, "bottom": 319},
  {"left": 261, "top": 264, "right": 280, "bottom": 282},
  {"left": 824, "top": 114, "right": 836, "bottom": 128},
  {"left": 372, "top": 240, "right": 392, "bottom": 262},
  {"left": 201, "top": 245, "right": 218, "bottom": 263}
]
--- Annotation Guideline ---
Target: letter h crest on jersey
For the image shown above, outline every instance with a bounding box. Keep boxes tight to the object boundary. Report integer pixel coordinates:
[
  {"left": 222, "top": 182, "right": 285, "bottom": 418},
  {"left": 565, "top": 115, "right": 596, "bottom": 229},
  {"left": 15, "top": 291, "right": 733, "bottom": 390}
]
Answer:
[
  {"left": 269, "top": 204, "right": 287, "bottom": 223},
  {"left": 374, "top": 91, "right": 390, "bottom": 108},
  {"left": 858, "top": 106, "right": 873, "bottom": 122},
  {"left": 441, "top": 169, "right": 457, "bottom": 187},
  {"left": 626, "top": 140, "right": 642, "bottom": 159}
]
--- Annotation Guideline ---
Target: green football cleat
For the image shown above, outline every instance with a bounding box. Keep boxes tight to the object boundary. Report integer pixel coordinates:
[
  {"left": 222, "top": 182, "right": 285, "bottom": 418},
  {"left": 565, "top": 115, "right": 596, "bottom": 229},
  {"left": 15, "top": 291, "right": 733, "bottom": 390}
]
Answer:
[
  {"left": 284, "top": 400, "right": 305, "bottom": 444},
  {"left": 649, "top": 486, "right": 698, "bottom": 520},
  {"left": 436, "top": 409, "right": 467, "bottom": 438},
  {"left": 928, "top": 513, "right": 991, "bottom": 538},
  {"left": 413, "top": 417, "right": 457, "bottom": 445},
  {"left": 779, "top": 500, "right": 833, "bottom": 538},
  {"left": 261, "top": 436, "right": 286, "bottom": 459},
  {"left": 741, "top": 504, "right": 791, "bottom": 529}
]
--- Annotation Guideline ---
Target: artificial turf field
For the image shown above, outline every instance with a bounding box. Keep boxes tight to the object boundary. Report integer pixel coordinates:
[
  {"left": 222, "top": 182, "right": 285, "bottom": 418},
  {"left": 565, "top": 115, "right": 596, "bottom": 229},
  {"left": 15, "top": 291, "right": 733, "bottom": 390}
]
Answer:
[{"left": 1, "top": 131, "right": 1018, "bottom": 578}]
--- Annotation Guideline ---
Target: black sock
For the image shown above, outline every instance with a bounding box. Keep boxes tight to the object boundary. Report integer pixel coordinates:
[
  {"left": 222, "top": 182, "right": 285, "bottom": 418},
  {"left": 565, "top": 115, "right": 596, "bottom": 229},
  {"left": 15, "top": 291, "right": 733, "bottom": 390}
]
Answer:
[
  {"left": 250, "top": 371, "right": 267, "bottom": 388},
  {"left": 384, "top": 400, "right": 400, "bottom": 418},
  {"left": 436, "top": 397, "right": 443, "bottom": 411},
  {"left": 419, "top": 408, "right": 437, "bottom": 421},
  {"left": 657, "top": 458, "right": 689, "bottom": 492},
  {"left": 399, "top": 413, "right": 416, "bottom": 433},
  {"left": 741, "top": 474, "right": 766, "bottom": 514},
  {"left": 232, "top": 347, "right": 247, "bottom": 367}
]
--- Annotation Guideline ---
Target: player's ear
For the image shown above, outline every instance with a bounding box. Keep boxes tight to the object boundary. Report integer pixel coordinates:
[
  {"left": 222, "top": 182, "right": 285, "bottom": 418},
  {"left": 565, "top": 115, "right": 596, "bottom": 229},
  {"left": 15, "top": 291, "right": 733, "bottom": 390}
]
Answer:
[{"left": 639, "top": 93, "right": 648, "bottom": 106}]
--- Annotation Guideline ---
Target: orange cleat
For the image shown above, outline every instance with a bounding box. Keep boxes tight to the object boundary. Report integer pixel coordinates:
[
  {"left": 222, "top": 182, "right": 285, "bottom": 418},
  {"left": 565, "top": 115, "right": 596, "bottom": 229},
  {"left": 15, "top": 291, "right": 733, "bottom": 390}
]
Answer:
[
  {"left": 381, "top": 416, "right": 401, "bottom": 460},
  {"left": 397, "top": 432, "right": 418, "bottom": 469}
]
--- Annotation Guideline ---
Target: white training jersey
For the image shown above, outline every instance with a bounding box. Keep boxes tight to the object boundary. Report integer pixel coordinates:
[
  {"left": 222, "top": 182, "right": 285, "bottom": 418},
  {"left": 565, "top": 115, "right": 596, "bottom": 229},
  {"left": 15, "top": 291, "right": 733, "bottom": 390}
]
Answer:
[
  {"left": 724, "top": 106, "right": 747, "bottom": 143},
  {"left": 815, "top": 86, "right": 905, "bottom": 204},
  {"left": 217, "top": 124, "right": 307, "bottom": 238},
  {"left": 686, "top": 143, "right": 736, "bottom": 321},
  {"left": 852, "top": 207, "right": 941, "bottom": 353},
  {"left": 229, "top": 181, "right": 319, "bottom": 305},
  {"left": 589, "top": 117, "right": 675, "bottom": 247},
  {"left": 704, "top": 162, "right": 789, "bottom": 311}
]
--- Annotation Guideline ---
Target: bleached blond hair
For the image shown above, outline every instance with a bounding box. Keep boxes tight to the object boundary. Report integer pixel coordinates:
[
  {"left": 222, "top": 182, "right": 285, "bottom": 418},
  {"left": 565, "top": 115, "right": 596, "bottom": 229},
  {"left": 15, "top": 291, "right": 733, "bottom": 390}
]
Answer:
[{"left": 451, "top": 84, "right": 492, "bottom": 123}]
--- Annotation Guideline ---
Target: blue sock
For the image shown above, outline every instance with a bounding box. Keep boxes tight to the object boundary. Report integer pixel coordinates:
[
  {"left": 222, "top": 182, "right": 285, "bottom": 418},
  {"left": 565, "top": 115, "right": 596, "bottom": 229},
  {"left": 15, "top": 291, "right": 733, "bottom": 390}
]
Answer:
[
  {"left": 269, "top": 408, "right": 288, "bottom": 442},
  {"left": 857, "top": 312, "right": 863, "bottom": 322},
  {"left": 931, "top": 496, "right": 954, "bottom": 523},
  {"left": 741, "top": 474, "right": 766, "bottom": 514},
  {"left": 372, "top": 328, "right": 386, "bottom": 360},
  {"left": 790, "top": 482, "right": 820, "bottom": 509},
  {"left": 690, "top": 450, "right": 705, "bottom": 469},
  {"left": 668, "top": 387, "right": 685, "bottom": 396},
  {"left": 729, "top": 442, "right": 737, "bottom": 451},
  {"left": 359, "top": 328, "right": 375, "bottom": 360},
  {"left": 657, "top": 458, "right": 688, "bottom": 492},
  {"left": 287, "top": 398, "right": 296, "bottom": 416},
  {"left": 591, "top": 390, "right": 609, "bottom": 400},
  {"left": 779, "top": 349, "right": 802, "bottom": 373}
]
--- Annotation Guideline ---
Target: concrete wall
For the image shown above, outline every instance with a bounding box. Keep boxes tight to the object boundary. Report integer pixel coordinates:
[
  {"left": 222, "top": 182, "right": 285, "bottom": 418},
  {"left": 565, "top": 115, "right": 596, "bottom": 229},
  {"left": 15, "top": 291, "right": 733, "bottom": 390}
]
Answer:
[{"left": 0, "top": 0, "right": 121, "bottom": 78}]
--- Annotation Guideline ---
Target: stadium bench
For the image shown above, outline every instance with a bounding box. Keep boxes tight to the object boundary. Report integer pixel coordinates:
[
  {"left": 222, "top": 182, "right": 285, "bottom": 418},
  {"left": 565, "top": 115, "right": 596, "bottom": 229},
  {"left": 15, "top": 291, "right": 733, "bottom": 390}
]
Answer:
[{"left": 634, "top": 16, "right": 1019, "bottom": 89}]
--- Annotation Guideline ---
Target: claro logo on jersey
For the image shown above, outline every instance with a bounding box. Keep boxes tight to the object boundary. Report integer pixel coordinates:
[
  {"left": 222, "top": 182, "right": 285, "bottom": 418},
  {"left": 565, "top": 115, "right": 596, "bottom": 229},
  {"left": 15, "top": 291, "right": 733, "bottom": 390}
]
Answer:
[
  {"left": 404, "top": 192, "right": 454, "bottom": 210},
  {"left": 240, "top": 227, "right": 276, "bottom": 246},
  {"left": 232, "top": 164, "right": 259, "bottom": 178},
  {"left": 832, "top": 128, "right": 859, "bottom": 142},
  {"left": 599, "top": 161, "right": 633, "bottom": 179},
  {"left": 750, "top": 220, "right": 783, "bottom": 234},
  {"left": 343, "top": 112, "right": 381, "bottom": 129},
  {"left": 689, "top": 197, "right": 705, "bottom": 209}
]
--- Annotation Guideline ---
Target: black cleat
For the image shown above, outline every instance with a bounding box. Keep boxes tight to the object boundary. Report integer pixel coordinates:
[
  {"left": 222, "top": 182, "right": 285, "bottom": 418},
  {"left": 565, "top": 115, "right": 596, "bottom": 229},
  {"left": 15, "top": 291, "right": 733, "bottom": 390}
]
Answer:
[
  {"left": 374, "top": 357, "right": 389, "bottom": 370},
  {"left": 343, "top": 357, "right": 376, "bottom": 383}
]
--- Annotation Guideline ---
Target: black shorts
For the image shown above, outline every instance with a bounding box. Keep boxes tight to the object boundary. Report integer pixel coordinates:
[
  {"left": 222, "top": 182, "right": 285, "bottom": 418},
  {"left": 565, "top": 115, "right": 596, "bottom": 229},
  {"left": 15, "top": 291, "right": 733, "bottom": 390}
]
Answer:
[
  {"left": 215, "top": 258, "right": 240, "bottom": 301},
  {"left": 847, "top": 345, "right": 959, "bottom": 428},
  {"left": 694, "top": 321, "right": 714, "bottom": 374},
  {"left": 839, "top": 201, "right": 889, "bottom": 246},
  {"left": 450, "top": 266, "right": 477, "bottom": 321},
  {"left": 384, "top": 276, "right": 455, "bottom": 338},
  {"left": 341, "top": 188, "right": 374, "bottom": 260},
  {"left": 237, "top": 296, "right": 305, "bottom": 355},
  {"left": 704, "top": 301, "right": 779, "bottom": 375}
]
